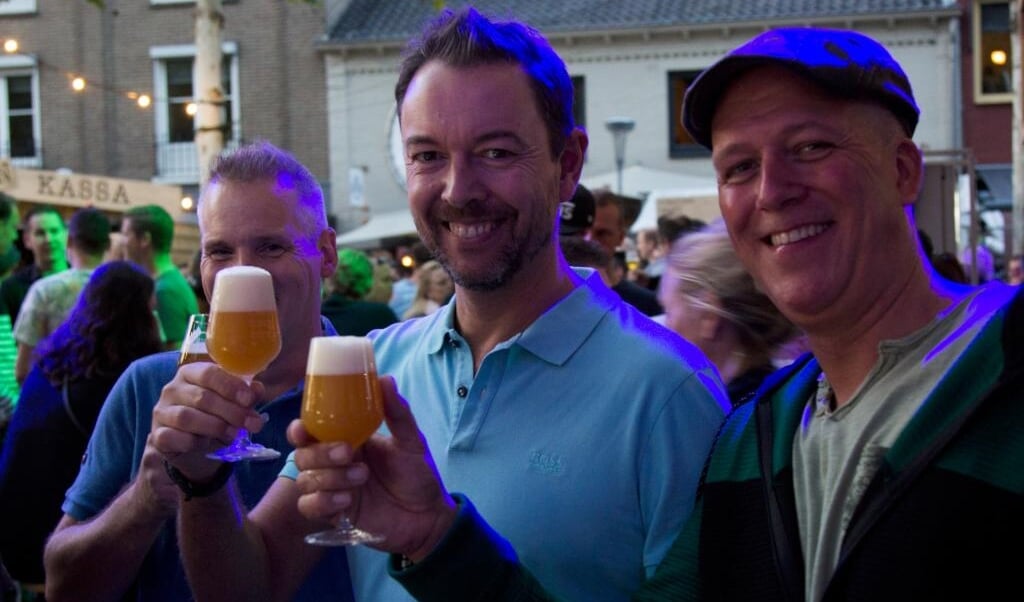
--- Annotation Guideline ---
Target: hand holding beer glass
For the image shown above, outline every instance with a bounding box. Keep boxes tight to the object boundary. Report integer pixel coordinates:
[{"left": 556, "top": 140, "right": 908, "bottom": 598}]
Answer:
[
  {"left": 302, "top": 336, "right": 385, "bottom": 546},
  {"left": 205, "top": 266, "right": 283, "bottom": 462}
]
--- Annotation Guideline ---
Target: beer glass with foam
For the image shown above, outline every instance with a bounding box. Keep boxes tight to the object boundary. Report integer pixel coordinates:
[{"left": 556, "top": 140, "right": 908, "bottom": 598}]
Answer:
[
  {"left": 205, "top": 266, "right": 283, "bottom": 462},
  {"left": 302, "top": 336, "right": 385, "bottom": 546}
]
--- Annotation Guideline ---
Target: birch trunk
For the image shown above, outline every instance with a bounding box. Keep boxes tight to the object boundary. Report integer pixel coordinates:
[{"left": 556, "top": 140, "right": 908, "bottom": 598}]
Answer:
[{"left": 194, "top": 0, "right": 224, "bottom": 189}]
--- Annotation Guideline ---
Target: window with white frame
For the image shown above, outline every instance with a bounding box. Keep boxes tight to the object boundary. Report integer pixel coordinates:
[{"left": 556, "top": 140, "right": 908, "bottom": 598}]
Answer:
[
  {"left": 974, "top": 0, "right": 1013, "bottom": 104},
  {"left": 151, "top": 43, "right": 239, "bottom": 182},
  {"left": 0, "top": 55, "right": 40, "bottom": 167},
  {"left": 0, "top": 0, "right": 36, "bottom": 15}
]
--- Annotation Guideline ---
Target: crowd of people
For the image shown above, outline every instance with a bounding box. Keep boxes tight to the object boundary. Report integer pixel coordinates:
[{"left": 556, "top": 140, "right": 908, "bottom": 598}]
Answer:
[{"left": 0, "top": 6, "right": 1022, "bottom": 602}]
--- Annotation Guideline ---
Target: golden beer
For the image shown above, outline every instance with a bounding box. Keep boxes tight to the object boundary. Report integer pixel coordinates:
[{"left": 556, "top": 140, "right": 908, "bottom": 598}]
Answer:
[
  {"left": 302, "top": 373, "right": 383, "bottom": 446},
  {"left": 178, "top": 351, "right": 214, "bottom": 366},
  {"left": 207, "top": 310, "right": 281, "bottom": 376}
]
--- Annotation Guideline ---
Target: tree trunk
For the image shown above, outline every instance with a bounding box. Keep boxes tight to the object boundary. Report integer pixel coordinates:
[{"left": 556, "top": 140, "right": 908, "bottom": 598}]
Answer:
[{"left": 194, "top": 0, "right": 225, "bottom": 189}]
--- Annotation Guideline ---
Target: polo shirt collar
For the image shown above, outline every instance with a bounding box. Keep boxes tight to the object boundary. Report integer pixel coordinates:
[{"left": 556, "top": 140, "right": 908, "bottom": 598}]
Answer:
[{"left": 420, "top": 267, "right": 617, "bottom": 366}]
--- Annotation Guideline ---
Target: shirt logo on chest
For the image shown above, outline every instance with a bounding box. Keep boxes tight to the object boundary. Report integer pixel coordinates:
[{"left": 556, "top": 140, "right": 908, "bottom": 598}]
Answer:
[{"left": 528, "top": 450, "right": 565, "bottom": 475}]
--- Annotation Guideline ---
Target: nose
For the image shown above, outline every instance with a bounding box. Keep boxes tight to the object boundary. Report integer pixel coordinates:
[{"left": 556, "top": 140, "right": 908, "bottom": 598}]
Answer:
[
  {"left": 756, "top": 150, "right": 802, "bottom": 211},
  {"left": 442, "top": 155, "right": 481, "bottom": 209},
  {"left": 233, "top": 249, "right": 260, "bottom": 268}
]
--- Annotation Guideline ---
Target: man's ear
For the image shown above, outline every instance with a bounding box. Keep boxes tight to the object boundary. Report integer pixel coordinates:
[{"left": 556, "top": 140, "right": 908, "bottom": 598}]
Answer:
[
  {"left": 895, "top": 138, "right": 924, "bottom": 207},
  {"left": 319, "top": 228, "right": 339, "bottom": 279},
  {"left": 558, "top": 128, "right": 589, "bottom": 203}
]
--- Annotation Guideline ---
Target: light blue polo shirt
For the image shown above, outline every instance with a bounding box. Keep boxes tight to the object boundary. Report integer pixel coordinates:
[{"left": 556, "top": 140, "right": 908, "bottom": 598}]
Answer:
[{"left": 283, "top": 269, "right": 728, "bottom": 601}]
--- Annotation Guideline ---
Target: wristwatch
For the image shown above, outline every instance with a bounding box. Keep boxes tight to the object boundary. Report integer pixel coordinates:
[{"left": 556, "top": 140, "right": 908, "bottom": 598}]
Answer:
[{"left": 163, "top": 459, "right": 234, "bottom": 501}]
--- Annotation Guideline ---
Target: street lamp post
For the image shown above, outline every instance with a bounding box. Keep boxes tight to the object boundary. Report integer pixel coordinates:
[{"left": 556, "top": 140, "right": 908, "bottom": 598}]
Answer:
[{"left": 605, "top": 116, "right": 636, "bottom": 195}]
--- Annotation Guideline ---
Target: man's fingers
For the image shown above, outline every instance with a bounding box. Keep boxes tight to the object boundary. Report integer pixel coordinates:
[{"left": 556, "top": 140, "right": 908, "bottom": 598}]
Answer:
[{"left": 287, "top": 418, "right": 317, "bottom": 448}]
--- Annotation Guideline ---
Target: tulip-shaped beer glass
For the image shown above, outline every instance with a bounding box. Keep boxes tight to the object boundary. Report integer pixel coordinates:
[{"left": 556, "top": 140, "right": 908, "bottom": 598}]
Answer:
[
  {"left": 302, "top": 336, "right": 384, "bottom": 546},
  {"left": 178, "top": 314, "right": 212, "bottom": 366},
  {"left": 205, "top": 266, "right": 282, "bottom": 462}
]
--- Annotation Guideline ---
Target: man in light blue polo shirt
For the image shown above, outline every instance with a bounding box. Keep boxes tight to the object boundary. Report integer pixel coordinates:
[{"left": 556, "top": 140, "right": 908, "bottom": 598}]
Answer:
[{"left": 154, "top": 7, "right": 728, "bottom": 602}]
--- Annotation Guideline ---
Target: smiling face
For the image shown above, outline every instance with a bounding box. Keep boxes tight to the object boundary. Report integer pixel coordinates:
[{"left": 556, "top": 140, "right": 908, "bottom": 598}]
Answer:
[
  {"left": 400, "top": 60, "right": 581, "bottom": 292},
  {"left": 710, "top": 65, "right": 923, "bottom": 331},
  {"left": 199, "top": 177, "right": 337, "bottom": 358}
]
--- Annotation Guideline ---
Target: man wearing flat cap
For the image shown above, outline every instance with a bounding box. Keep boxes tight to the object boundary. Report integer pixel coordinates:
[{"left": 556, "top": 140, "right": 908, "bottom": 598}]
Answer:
[{"left": 259, "top": 27, "right": 1024, "bottom": 601}]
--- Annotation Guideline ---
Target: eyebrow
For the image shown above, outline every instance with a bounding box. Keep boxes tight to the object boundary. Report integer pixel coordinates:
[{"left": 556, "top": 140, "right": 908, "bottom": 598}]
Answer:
[{"left": 405, "top": 130, "right": 526, "bottom": 149}]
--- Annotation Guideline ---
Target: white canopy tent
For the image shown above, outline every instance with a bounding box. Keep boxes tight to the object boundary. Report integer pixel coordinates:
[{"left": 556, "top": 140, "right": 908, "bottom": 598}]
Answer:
[
  {"left": 335, "top": 209, "right": 418, "bottom": 249},
  {"left": 630, "top": 187, "right": 721, "bottom": 233}
]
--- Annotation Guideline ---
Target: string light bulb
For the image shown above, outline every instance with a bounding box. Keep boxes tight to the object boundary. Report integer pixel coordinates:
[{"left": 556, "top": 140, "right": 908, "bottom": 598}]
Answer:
[
  {"left": 137, "top": 94, "right": 151, "bottom": 108},
  {"left": 3, "top": 39, "right": 18, "bottom": 53},
  {"left": 180, "top": 196, "right": 195, "bottom": 211},
  {"left": 991, "top": 49, "right": 1008, "bottom": 66},
  {"left": 185, "top": 102, "right": 198, "bottom": 116},
  {"left": 71, "top": 76, "right": 86, "bottom": 92}
]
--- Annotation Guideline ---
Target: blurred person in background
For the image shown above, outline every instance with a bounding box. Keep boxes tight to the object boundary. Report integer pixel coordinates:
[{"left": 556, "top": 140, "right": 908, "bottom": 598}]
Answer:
[
  {"left": 1006, "top": 253, "right": 1022, "bottom": 286},
  {"left": 658, "top": 219, "right": 798, "bottom": 407},
  {"left": 13, "top": 208, "right": 110, "bottom": 384},
  {"left": 0, "top": 261, "right": 162, "bottom": 600},
  {"left": 0, "top": 194, "right": 21, "bottom": 281},
  {"left": 322, "top": 247, "right": 399, "bottom": 336},
  {"left": 0, "top": 195, "right": 22, "bottom": 442},
  {"left": 120, "top": 205, "right": 199, "bottom": 350},
  {"left": 0, "top": 206, "right": 67, "bottom": 325},
  {"left": 585, "top": 189, "right": 663, "bottom": 316},
  {"left": 402, "top": 259, "right": 453, "bottom": 319},
  {"left": 364, "top": 254, "right": 397, "bottom": 304},
  {"left": 642, "top": 214, "right": 706, "bottom": 293},
  {"left": 388, "top": 241, "right": 433, "bottom": 318},
  {"left": 560, "top": 236, "right": 615, "bottom": 287}
]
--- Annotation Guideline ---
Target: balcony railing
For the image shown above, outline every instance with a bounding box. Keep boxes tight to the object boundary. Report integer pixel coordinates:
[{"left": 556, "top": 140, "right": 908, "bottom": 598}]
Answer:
[{"left": 155, "top": 136, "right": 240, "bottom": 184}]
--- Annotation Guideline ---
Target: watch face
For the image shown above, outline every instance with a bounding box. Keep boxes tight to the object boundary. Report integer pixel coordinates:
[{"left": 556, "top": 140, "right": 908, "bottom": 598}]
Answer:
[{"left": 388, "top": 109, "right": 407, "bottom": 191}]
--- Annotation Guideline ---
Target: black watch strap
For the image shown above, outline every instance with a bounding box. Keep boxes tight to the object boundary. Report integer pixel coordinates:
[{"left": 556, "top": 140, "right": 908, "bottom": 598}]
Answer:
[{"left": 163, "top": 459, "right": 234, "bottom": 501}]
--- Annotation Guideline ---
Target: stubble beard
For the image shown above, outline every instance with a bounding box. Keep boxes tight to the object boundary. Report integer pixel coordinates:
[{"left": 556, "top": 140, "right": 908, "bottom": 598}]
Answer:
[{"left": 420, "top": 219, "right": 552, "bottom": 293}]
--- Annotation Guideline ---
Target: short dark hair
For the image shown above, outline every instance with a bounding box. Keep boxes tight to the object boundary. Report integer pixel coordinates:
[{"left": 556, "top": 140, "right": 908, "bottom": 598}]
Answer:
[
  {"left": 657, "top": 214, "right": 705, "bottom": 245},
  {"left": 560, "top": 236, "right": 612, "bottom": 270},
  {"left": 395, "top": 6, "right": 575, "bottom": 158},
  {"left": 23, "top": 204, "right": 63, "bottom": 228},
  {"left": 124, "top": 204, "right": 175, "bottom": 254},
  {"left": 68, "top": 207, "right": 112, "bottom": 256},
  {"left": 203, "top": 140, "right": 327, "bottom": 236}
]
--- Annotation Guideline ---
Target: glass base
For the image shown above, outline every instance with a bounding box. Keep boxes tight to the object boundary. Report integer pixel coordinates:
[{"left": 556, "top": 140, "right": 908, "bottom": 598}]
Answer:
[
  {"left": 206, "top": 442, "right": 281, "bottom": 463},
  {"left": 305, "top": 526, "right": 385, "bottom": 547}
]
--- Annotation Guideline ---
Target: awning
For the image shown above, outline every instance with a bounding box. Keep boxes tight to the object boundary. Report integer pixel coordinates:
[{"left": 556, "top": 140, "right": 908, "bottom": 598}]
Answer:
[
  {"left": 976, "top": 164, "right": 1011, "bottom": 211},
  {"left": 335, "top": 209, "right": 418, "bottom": 249}
]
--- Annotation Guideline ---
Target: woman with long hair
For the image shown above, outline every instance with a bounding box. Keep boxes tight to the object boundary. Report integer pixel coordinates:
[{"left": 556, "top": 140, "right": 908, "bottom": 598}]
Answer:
[
  {"left": 402, "top": 260, "right": 454, "bottom": 320},
  {"left": 0, "top": 261, "right": 163, "bottom": 594}
]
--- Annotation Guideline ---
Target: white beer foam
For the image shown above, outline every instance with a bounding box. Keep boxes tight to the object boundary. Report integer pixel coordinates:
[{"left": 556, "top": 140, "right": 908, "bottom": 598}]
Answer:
[
  {"left": 211, "top": 266, "right": 276, "bottom": 311},
  {"left": 307, "top": 336, "right": 376, "bottom": 375}
]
